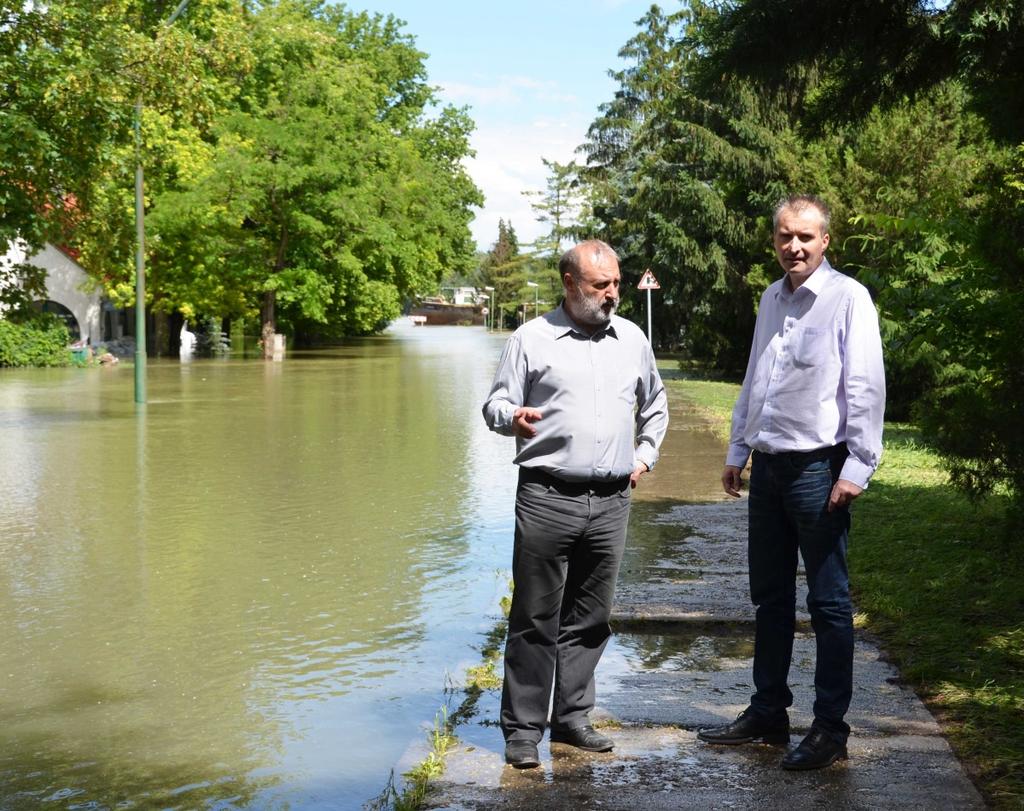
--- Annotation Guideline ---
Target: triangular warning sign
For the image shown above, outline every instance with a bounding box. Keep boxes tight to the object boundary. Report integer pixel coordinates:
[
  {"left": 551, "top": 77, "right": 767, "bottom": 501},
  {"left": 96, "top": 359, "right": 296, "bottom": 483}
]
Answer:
[{"left": 637, "top": 269, "right": 661, "bottom": 290}]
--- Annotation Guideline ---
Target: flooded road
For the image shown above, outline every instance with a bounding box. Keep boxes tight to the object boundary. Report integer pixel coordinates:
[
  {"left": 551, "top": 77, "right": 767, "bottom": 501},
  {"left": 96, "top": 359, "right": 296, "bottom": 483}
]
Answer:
[{"left": 0, "top": 322, "right": 726, "bottom": 809}]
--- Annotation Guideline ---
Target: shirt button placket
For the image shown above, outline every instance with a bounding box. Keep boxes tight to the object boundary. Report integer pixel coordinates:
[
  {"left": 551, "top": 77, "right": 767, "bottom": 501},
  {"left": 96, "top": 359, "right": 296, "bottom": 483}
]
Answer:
[{"left": 590, "top": 338, "right": 601, "bottom": 475}]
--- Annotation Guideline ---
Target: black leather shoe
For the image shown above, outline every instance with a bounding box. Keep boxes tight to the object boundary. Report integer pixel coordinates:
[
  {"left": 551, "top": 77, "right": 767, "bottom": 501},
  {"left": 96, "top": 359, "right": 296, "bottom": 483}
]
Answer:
[
  {"left": 549, "top": 724, "right": 614, "bottom": 752},
  {"left": 504, "top": 740, "right": 541, "bottom": 768},
  {"left": 697, "top": 709, "right": 790, "bottom": 745},
  {"left": 781, "top": 727, "right": 848, "bottom": 770}
]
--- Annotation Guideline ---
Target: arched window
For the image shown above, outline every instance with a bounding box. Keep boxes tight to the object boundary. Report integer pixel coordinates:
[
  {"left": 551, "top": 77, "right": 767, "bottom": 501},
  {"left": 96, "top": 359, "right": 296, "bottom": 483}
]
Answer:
[{"left": 34, "top": 300, "right": 81, "bottom": 341}]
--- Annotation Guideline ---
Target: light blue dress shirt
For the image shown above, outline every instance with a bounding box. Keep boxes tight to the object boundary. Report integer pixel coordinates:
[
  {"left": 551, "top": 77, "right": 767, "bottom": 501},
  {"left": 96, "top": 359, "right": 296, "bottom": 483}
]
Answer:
[
  {"left": 483, "top": 304, "right": 668, "bottom": 482},
  {"left": 727, "top": 260, "right": 886, "bottom": 488}
]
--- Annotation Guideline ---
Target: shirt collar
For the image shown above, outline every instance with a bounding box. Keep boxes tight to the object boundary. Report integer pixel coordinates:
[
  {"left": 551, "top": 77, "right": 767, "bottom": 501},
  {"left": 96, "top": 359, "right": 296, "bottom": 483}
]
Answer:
[
  {"left": 778, "top": 257, "right": 834, "bottom": 302},
  {"left": 549, "top": 303, "right": 618, "bottom": 340}
]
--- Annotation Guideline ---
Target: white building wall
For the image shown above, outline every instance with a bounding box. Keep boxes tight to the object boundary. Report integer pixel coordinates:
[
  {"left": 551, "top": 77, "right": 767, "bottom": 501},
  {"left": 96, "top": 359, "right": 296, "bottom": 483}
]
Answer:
[{"left": 1, "top": 242, "right": 102, "bottom": 344}]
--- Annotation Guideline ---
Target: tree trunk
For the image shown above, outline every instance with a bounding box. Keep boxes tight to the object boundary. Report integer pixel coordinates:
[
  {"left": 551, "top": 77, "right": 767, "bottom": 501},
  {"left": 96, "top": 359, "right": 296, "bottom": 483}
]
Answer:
[
  {"left": 153, "top": 311, "right": 170, "bottom": 357},
  {"left": 261, "top": 289, "right": 276, "bottom": 360}
]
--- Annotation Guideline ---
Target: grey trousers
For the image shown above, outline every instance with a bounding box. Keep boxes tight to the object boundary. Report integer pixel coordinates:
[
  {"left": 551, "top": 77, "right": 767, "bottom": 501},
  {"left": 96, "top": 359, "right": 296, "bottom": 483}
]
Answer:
[{"left": 501, "top": 467, "right": 631, "bottom": 743}]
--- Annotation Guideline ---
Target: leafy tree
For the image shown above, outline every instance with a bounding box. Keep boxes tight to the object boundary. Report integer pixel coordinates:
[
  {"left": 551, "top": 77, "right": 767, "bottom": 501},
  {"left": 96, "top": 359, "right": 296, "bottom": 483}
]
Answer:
[
  {"left": 581, "top": 3, "right": 792, "bottom": 364},
  {"left": 680, "top": 0, "right": 1024, "bottom": 507},
  {"left": 523, "top": 158, "right": 597, "bottom": 255},
  {"left": 916, "top": 146, "right": 1024, "bottom": 510},
  {"left": 487, "top": 218, "right": 520, "bottom": 268},
  {"left": 136, "top": 1, "right": 480, "bottom": 351},
  {"left": 521, "top": 158, "right": 599, "bottom": 311},
  {"left": 832, "top": 83, "right": 1005, "bottom": 418},
  {"left": 70, "top": 0, "right": 257, "bottom": 319},
  {"left": 478, "top": 219, "right": 529, "bottom": 327},
  {"left": 475, "top": 219, "right": 557, "bottom": 326},
  {"left": 2, "top": 0, "right": 480, "bottom": 354},
  {"left": 0, "top": 0, "right": 142, "bottom": 310},
  {"left": 699, "top": 0, "right": 1024, "bottom": 141}
]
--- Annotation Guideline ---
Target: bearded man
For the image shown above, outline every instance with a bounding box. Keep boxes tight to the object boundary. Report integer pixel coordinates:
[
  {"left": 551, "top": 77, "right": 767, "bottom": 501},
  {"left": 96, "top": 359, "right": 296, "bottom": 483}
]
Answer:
[{"left": 482, "top": 239, "right": 668, "bottom": 768}]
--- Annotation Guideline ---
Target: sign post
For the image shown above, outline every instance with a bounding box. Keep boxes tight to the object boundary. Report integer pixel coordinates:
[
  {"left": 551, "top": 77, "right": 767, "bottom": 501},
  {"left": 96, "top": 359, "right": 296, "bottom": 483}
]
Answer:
[{"left": 636, "top": 268, "right": 661, "bottom": 344}]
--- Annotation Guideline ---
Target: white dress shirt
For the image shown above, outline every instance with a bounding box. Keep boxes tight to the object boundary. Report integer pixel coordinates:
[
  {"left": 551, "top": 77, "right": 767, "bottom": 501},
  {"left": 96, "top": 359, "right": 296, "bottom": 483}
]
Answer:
[
  {"left": 727, "top": 260, "right": 885, "bottom": 488},
  {"left": 483, "top": 304, "right": 668, "bottom": 482}
]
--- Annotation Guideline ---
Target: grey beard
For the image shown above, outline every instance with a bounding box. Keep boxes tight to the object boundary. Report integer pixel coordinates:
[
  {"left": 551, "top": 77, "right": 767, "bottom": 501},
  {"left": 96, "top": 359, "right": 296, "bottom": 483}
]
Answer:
[{"left": 569, "top": 288, "right": 618, "bottom": 326}]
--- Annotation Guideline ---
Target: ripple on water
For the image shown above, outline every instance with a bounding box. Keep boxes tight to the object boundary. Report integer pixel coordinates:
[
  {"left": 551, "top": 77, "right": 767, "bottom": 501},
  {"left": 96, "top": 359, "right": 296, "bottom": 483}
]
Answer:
[{"left": 1, "top": 332, "right": 717, "bottom": 809}]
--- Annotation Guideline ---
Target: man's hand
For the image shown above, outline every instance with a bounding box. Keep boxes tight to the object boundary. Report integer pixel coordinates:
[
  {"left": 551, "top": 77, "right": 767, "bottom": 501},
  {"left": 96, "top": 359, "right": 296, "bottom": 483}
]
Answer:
[
  {"left": 722, "top": 465, "right": 743, "bottom": 498},
  {"left": 630, "top": 461, "right": 649, "bottom": 489},
  {"left": 828, "top": 479, "right": 863, "bottom": 511},
  {"left": 512, "top": 407, "right": 543, "bottom": 438}
]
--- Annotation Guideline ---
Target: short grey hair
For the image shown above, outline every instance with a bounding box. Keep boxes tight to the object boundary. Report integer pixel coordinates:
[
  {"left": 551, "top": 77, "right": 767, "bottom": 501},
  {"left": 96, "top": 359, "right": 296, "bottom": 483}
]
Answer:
[
  {"left": 772, "top": 194, "right": 831, "bottom": 235},
  {"left": 559, "top": 239, "right": 618, "bottom": 280}
]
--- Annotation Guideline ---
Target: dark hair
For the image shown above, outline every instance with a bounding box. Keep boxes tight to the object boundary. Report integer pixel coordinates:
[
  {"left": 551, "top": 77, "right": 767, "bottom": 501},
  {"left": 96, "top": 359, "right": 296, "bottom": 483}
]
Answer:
[
  {"left": 558, "top": 240, "right": 618, "bottom": 280},
  {"left": 772, "top": 194, "right": 831, "bottom": 235}
]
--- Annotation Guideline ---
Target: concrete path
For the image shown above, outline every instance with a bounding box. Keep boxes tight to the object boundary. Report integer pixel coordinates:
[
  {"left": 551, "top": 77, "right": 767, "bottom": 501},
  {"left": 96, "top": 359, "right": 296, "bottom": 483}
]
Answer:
[{"left": 423, "top": 498, "right": 985, "bottom": 810}]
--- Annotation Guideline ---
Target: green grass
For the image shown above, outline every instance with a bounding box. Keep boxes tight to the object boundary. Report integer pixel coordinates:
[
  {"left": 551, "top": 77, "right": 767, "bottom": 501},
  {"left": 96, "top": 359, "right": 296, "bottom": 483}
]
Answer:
[
  {"left": 854, "top": 426, "right": 1022, "bottom": 808},
  {"left": 661, "top": 370, "right": 740, "bottom": 442},
  {"left": 669, "top": 378, "right": 1024, "bottom": 809}
]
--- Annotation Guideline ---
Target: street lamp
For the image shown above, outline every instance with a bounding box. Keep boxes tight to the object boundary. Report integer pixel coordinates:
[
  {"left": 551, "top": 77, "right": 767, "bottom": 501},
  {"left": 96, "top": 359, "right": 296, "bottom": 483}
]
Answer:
[
  {"left": 134, "top": 0, "right": 190, "bottom": 405},
  {"left": 483, "top": 285, "right": 494, "bottom": 331},
  {"left": 526, "top": 281, "right": 539, "bottom": 319}
]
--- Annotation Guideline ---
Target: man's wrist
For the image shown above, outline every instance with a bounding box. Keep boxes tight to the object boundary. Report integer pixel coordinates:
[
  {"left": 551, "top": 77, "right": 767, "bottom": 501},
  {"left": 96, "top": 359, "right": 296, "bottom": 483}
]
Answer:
[
  {"left": 725, "top": 454, "right": 750, "bottom": 470},
  {"left": 839, "top": 457, "right": 873, "bottom": 490}
]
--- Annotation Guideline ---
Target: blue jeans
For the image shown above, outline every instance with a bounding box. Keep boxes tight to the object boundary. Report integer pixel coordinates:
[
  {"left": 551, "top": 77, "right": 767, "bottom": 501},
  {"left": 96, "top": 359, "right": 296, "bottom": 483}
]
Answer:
[{"left": 747, "top": 446, "right": 853, "bottom": 741}]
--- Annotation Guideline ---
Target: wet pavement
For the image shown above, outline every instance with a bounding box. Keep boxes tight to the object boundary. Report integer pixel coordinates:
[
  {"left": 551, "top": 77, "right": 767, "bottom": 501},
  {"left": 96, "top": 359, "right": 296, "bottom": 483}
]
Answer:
[{"left": 423, "top": 498, "right": 985, "bottom": 810}]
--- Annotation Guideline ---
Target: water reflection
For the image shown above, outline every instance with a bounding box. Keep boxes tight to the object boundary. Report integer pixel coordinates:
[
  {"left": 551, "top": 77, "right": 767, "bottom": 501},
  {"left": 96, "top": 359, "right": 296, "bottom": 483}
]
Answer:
[
  {"left": 0, "top": 326, "right": 517, "bottom": 808},
  {"left": 613, "top": 627, "right": 755, "bottom": 673}
]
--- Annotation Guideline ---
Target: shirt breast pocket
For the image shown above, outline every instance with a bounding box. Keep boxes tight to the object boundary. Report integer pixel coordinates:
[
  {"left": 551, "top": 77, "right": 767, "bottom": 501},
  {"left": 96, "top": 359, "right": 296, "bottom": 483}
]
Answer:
[{"left": 790, "top": 326, "right": 834, "bottom": 368}]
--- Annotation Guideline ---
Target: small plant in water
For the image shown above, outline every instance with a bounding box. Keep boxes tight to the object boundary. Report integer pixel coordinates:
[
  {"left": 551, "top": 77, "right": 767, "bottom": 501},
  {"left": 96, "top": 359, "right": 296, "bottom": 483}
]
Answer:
[
  {"left": 464, "top": 660, "right": 501, "bottom": 691},
  {"left": 366, "top": 586, "right": 513, "bottom": 810},
  {"left": 365, "top": 708, "right": 457, "bottom": 811}
]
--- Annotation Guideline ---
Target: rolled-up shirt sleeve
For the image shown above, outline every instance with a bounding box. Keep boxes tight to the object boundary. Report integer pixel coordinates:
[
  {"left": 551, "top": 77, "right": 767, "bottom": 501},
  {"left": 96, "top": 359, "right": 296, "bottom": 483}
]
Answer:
[
  {"left": 723, "top": 264, "right": 885, "bottom": 482},
  {"left": 482, "top": 308, "right": 670, "bottom": 479},
  {"left": 634, "top": 343, "right": 668, "bottom": 471},
  {"left": 482, "top": 333, "right": 527, "bottom": 436},
  {"left": 839, "top": 287, "right": 886, "bottom": 488}
]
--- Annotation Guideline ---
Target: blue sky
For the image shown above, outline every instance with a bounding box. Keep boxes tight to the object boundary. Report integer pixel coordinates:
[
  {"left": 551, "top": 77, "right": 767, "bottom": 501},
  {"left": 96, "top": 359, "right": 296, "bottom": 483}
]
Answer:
[{"left": 347, "top": 0, "right": 656, "bottom": 251}]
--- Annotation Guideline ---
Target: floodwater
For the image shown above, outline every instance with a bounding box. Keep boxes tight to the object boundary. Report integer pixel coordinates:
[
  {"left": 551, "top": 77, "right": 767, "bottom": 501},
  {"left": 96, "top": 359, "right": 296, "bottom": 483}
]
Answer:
[{"left": 0, "top": 321, "right": 726, "bottom": 810}]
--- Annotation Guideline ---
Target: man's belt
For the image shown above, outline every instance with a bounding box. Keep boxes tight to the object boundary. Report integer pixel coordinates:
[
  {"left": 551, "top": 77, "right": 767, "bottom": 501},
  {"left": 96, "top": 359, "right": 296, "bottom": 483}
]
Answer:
[
  {"left": 753, "top": 442, "right": 847, "bottom": 463},
  {"left": 518, "top": 466, "right": 630, "bottom": 497}
]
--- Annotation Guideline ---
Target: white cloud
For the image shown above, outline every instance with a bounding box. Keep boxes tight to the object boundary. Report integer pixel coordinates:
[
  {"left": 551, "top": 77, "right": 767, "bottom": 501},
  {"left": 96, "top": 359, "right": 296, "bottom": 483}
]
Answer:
[
  {"left": 465, "top": 118, "right": 586, "bottom": 249},
  {"left": 442, "top": 81, "right": 518, "bottom": 107},
  {"left": 440, "top": 75, "right": 578, "bottom": 109},
  {"left": 436, "top": 75, "right": 593, "bottom": 250}
]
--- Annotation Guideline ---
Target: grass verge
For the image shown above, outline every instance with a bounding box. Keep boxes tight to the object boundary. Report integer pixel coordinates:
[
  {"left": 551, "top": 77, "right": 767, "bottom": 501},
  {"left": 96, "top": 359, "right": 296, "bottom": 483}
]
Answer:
[{"left": 669, "top": 376, "right": 1024, "bottom": 809}]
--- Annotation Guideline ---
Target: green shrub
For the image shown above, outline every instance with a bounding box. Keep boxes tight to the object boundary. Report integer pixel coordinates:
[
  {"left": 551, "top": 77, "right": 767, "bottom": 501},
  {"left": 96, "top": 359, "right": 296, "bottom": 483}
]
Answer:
[{"left": 0, "top": 315, "right": 72, "bottom": 367}]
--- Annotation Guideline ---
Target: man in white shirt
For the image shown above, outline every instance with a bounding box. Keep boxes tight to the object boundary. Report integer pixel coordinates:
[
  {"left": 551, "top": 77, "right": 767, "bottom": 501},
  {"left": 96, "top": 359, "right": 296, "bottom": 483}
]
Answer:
[
  {"left": 482, "top": 240, "right": 668, "bottom": 768},
  {"left": 697, "top": 195, "right": 885, "bottom": 770}
]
